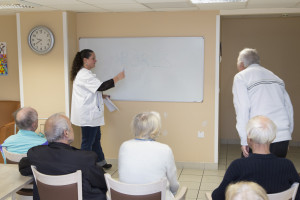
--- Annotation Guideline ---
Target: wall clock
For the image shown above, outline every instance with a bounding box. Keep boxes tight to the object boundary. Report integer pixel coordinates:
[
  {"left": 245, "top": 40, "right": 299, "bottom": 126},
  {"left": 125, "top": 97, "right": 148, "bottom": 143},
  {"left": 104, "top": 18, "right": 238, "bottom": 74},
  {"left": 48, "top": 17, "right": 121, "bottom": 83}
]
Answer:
[{"left": 28, "top": 26, "right": 54, "bottom": 54}]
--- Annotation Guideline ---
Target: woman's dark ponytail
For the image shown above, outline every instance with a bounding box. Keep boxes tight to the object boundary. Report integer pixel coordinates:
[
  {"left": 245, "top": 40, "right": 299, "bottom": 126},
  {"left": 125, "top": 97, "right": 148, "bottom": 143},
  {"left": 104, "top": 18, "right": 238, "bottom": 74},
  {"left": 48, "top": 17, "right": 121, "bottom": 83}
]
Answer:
[{"left": 70, "top": 49, "right": 94, "bottom": 81}]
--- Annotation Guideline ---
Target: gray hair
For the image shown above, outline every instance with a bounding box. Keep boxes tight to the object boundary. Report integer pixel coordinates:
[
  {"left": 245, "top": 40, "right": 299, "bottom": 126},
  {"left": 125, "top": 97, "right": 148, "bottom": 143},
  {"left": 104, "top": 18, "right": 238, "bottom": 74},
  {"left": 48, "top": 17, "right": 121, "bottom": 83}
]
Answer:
[
  {"left": 237, "top": 48, "right": 260, "bottom": 68},
  {"left": 132, "top": 111, "right": 161, "bottom": 140},
  {"left": 14, "top": 107, "right": 38, "bottom": 130},
  {"left": 45, "top": 113, "right": 70, "bottom": 142},
  {"left": 246, "top": 115, "right": 276, "bottom": 144},
  {"left": 226, "top": 181, "right": 268, "bottom": 200}
]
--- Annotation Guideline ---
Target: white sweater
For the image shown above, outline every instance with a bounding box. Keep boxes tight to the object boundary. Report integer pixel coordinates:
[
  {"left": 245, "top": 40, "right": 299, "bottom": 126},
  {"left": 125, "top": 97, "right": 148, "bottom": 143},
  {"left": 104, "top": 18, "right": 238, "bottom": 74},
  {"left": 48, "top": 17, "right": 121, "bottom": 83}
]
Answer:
[
  {"left": 233, "top": 64, "right": 294, "bottom": 146},
  {"left": 118, "top": 139, "right": 179, "bottom": 200}
]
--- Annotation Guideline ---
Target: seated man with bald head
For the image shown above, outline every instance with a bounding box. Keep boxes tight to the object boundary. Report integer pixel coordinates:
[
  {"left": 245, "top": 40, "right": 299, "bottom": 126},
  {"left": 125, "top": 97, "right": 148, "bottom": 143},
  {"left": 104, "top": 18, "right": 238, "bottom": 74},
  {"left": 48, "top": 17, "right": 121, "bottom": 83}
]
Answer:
[
  {"left": 1, "top": 107, "right": 47, "bottom": 155},
  {"left": 19, "top": 113, "right": 107, "bottom": 200}
]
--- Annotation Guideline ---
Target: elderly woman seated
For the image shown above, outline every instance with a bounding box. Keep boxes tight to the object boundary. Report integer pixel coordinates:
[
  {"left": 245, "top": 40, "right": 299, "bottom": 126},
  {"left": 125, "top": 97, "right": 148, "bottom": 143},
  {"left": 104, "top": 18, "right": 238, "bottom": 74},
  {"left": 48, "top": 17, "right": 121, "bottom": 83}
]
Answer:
[
  {"left": 212, "top": 115, "right": 300, "bottom": 200},
  {"left": 226, "top": 181, "right": 268, "bottom": 200},
  {"left": 118, "top": 111, "right": 179, "bottom": 200}
]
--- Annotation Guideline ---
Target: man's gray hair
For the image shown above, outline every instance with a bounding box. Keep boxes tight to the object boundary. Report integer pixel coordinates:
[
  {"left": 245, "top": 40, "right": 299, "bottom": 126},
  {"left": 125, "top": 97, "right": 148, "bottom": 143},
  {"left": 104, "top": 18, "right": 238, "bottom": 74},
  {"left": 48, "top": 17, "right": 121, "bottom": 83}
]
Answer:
[
  {"left": 132, "top": 111, "right": 161, "bottom": 140},
  {"left": 45, "top": 113, "right": 70, "bottom": 142},
  {"left": 14, "top": 107, "right": 38, "bottom": 130},
  {"left": 246, "top": 116, "right": 276, "bottom": 144},
  {"left": 237, "top": 48, "right": 260, "bottom": 67}
]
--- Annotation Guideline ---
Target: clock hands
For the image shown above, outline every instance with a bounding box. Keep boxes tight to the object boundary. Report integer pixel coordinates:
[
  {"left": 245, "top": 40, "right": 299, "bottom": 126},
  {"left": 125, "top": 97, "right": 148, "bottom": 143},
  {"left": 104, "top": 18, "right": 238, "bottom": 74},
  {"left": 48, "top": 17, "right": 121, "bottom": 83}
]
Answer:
[{"left": 36, "top": 38, "right": 42, "bottom": 44}]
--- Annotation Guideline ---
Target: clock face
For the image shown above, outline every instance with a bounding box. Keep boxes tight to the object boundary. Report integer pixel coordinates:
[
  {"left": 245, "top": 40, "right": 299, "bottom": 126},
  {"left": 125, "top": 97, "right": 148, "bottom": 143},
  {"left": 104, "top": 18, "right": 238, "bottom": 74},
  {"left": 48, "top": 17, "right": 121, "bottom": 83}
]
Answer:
[{"left": 28, "top": 26, "right": 54, "bottom": 54}]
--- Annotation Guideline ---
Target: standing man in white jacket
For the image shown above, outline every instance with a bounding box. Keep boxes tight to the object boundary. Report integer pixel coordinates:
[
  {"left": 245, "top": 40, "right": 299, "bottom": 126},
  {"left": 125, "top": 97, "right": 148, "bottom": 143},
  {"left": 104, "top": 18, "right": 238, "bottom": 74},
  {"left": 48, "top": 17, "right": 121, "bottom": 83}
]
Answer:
[{"left": 233, "top": 48, "right": 293, "bottom": 158}]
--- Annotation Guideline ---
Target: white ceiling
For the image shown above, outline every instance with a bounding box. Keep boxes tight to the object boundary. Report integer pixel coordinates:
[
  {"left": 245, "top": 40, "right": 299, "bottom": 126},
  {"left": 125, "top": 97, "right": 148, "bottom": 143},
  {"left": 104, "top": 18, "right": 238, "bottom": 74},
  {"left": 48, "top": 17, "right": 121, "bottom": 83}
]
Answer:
[{"left": 1, "top": 0, "right": 300, "bottom": 16}]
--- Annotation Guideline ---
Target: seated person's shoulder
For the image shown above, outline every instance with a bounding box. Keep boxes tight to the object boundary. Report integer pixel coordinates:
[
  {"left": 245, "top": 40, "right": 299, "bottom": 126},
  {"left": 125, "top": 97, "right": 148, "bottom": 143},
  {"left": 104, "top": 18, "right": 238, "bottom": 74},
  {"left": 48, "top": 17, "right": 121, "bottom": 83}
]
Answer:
[
  {"left": 2, "top": 134, "right": 17, "bottom": 143},
  {"left": 70, "top": 146, "right": 98, "bottom": 161},
  {"left": 279, "top": 157, "right": 296, "bottom": 166},
  {"left": 155, "top": 141, "right": 172, "bottom": 151},
  {"left": 28, "top": 144, "right": 47, "bottom": 151},
  {"left": 27, "top": 145, "right": 48, "bottom": 156}
]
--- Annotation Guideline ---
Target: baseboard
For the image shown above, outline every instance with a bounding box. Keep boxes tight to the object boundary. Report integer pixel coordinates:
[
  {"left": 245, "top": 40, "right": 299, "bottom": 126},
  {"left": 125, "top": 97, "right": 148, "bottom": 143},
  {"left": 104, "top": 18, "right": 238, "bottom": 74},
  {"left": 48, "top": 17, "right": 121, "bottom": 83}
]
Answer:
[
  {"left": 107, "top": 159, "right": 218, "bottom": 170},
  {"left": 176, "top": 162, "right": 218, "bottom": 170},
  {"left": 106, "top": 158, "right": 118, "bottom": 165}
]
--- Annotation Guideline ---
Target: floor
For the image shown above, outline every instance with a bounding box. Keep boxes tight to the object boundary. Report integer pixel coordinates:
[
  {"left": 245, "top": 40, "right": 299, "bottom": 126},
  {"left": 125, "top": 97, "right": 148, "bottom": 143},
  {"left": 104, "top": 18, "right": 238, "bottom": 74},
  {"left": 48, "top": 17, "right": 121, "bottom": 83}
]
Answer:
[{"left": 104, "top": 144, "right": 300, "bottom": 200}]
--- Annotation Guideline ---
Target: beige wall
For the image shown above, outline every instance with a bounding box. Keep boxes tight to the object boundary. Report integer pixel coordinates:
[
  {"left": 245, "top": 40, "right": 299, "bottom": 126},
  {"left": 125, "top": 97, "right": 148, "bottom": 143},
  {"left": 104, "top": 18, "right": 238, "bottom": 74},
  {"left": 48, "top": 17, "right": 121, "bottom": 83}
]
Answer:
[
  {"left": 0, "top": 15, "right": 20, "bottom": 101},
  {"left": 220, "top": 16, "right": 300, "bottom": 144},
  {"left": 76, "top": 11, "right": 219, "bottom": 164},
  {"left": 19, "top": 12, "right": 66, "bottom": 118},
  {"left": 2, "top": 10, "right": 219, "bottom": 165}
]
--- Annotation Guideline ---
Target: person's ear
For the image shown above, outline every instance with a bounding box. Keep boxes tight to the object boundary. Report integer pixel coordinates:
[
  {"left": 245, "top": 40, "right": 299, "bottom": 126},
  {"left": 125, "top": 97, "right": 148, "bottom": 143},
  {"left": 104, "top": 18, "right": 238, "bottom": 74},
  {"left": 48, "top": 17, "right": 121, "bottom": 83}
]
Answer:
[
  {"left": 64, "top": 130, "right": 69, "bottom": 138},
  {"left": 83, "top": 58, "right": 88, "bottom": 66},
  {"left": 237, "top": 62, "right": 245, "bottom": 72},
  {"left": 32, "top": 121, "right": 38, "bottom": 130},
  {"left": 248, "top": 138, "right": 253, "bottom": 146}
]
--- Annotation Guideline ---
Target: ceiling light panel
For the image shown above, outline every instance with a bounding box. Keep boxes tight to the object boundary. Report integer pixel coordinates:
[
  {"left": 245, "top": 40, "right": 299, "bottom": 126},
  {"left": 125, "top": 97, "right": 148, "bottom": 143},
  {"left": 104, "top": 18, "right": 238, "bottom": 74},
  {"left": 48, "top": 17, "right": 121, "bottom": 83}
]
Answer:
[
  {"left": 154, "top": 6, "right": 198, "bottom": 11},
  {"left": 195, "top": 2, "right": 246, "bottom": 9},
  {"left": 68, "top": 7, "right": 107, "bottom": 12},
  {"left": 0, "top": 0, "right": 41, "bottom": 8},
  {"left": 137, "top": 0, "right": 188, "bottom": 3},
  {"left": 9, "top": 6, "right": 55, "bottom": 11},
  {"left": 191, "top": 0, "right": 246, "bottom": 3},
  {"left": 145, "top": 2, "right": 194, "bottom": 9},
  {"left": 95, "top": 3, "right": 151, "bottom": 12},
  {"left": 27, "top": 0, "right": 79, "bottom": 5},
  {"left": 79, "top": 0, "right": 137, "bottom": 3}
]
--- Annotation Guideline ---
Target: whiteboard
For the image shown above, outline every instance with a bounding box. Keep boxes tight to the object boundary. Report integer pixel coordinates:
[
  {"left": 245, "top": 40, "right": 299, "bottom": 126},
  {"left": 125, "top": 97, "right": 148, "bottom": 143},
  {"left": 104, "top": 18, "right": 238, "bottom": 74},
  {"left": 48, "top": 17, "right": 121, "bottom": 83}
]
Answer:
[{"left": 79, "top": 37, "right": 204, "bottom": 102}]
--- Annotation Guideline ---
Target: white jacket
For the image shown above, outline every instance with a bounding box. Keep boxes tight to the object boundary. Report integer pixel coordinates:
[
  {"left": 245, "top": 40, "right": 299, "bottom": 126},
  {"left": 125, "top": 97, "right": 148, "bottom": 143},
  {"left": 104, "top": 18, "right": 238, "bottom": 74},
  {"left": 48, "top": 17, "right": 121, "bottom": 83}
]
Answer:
[
  {"left": 118, "top": 139, "right": 179, "bottom": 200},
  {"left": 71, "top": 68, "right": 104, "bottom": 127},
  {"left": 232, "top": 64, "right": 293, "bottom": 146}
]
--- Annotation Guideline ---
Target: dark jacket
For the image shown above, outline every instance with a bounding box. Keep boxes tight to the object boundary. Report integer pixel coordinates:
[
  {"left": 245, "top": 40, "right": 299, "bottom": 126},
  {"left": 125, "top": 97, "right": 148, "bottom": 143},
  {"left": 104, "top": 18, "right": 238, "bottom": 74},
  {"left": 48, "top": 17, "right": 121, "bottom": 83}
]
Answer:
[
  {"left": 212, "top": 154, "right": 300, "bottom": 200},
  {"left": 19, "top": 142, "right": 107, "bottom": 200}
]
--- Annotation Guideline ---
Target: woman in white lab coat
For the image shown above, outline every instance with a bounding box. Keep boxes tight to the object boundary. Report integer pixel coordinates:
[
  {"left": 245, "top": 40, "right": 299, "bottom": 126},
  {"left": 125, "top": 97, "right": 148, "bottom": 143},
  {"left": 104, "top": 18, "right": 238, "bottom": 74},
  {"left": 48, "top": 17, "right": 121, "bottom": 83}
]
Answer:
[{"left": 70, "top": 49, "right": 124, "bottom": 169}]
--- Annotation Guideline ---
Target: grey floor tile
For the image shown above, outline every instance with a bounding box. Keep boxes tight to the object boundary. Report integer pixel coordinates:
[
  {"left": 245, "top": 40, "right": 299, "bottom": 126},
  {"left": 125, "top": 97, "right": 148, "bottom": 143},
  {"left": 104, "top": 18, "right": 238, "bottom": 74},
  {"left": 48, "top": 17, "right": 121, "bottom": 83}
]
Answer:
[
  {"left": 197, "top": 191, "right": 212, "bottom": 200},
  {"left": 203, "top": 170, "right": 225, "bottom": 176},
  {"left": 179, "top": 181, "right": 201, "bottom": 190},
  {"left": 200, "top": 182, "right": 219, "bottom": 191},
  {"left": 201, "top": 176, "right": 223, "bottom": 184},
  {"left": 182, "top": 169, "right": 204, "bottom": 176},
  {"left": 104, "top": 166, "right": 118, "bottom": 175},
  {"left": 186, "top": 189, "right": 199, "bottom": 199},
  {"left": 112, "top": 171, "right": 119, "bottom": 178},
  {"left": 179, "top": 174, "right": 202, "bottom": 182}
]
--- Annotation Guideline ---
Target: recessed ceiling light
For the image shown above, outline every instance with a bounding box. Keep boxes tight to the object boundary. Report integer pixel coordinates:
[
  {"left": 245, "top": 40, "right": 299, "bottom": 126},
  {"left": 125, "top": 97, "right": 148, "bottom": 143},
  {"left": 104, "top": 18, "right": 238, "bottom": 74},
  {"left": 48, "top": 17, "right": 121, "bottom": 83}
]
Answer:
[
  {"left": 0, "top": 4, "right": 33, "bottom": 9},
  {"left": 190, "top": 0, "right": 247, "bottom": 4},
  {"left": 0, "top": 0, "right": 39, "bottom": 9}
]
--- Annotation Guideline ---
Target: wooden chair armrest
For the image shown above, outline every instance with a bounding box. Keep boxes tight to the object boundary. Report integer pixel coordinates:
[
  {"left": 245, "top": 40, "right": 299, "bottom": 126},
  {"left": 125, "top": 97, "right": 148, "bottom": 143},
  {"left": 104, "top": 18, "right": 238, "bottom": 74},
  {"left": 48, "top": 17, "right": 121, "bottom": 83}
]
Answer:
[
  {"left": 174, "top": 186, "right": 188, "bottom": 200},
  {"left": 205, "top": 192, "right": 212, "bottom": 200}
]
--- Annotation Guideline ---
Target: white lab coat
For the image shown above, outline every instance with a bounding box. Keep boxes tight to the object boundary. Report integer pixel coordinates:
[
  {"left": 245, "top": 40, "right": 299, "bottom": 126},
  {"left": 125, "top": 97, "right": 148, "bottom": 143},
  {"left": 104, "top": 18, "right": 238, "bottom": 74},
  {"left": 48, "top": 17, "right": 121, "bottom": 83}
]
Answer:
[
  {"left": 71, "top": 68, "right": 105, "bottom": 127},
  {"left": 232, "top": 64, "right": 294, "bottom": 146}
]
